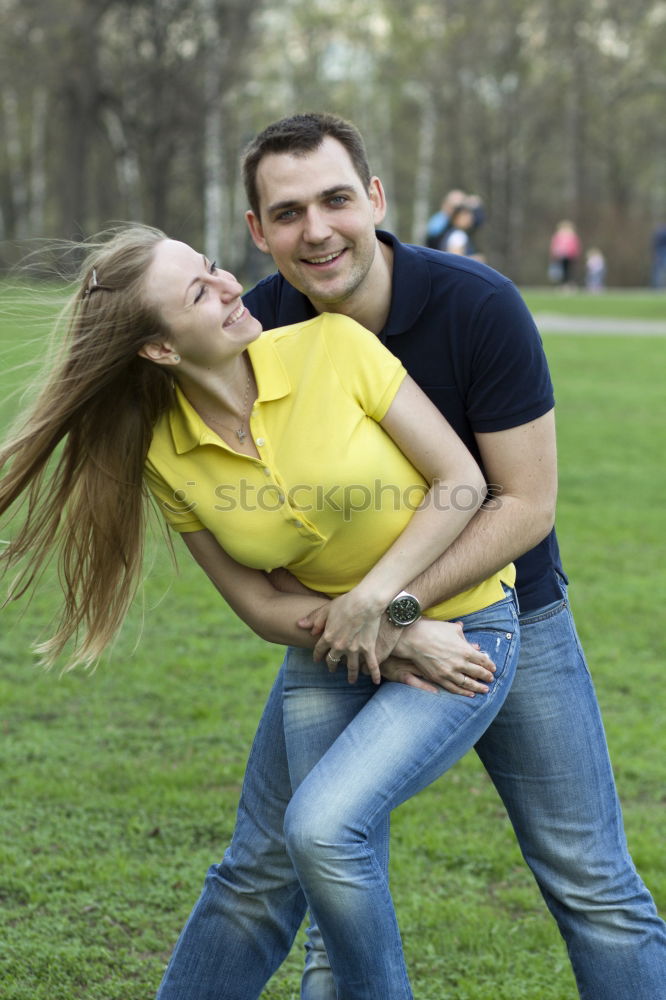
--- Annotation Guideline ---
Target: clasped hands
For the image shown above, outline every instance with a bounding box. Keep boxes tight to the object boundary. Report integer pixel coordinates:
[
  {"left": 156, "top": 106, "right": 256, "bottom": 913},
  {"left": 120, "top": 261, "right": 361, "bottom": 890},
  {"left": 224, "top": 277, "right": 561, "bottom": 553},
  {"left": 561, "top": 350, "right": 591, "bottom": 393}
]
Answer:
[{"left": 297, "top": 593, "right": 496, "bottom": 698}]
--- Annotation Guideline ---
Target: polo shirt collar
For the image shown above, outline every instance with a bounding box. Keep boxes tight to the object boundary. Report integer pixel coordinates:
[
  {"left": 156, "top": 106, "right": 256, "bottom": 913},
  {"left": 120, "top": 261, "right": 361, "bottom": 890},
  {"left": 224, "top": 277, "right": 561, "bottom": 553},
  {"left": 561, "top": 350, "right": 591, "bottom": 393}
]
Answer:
[
  {"left": 375, "top": 231, "right": 432, "bottom": 341},
  {"left": 167, "top": 333, "right": 291, "bottom": 454},
  {"left": 264, "top": 230, "right": 431, "bottom": 342}
]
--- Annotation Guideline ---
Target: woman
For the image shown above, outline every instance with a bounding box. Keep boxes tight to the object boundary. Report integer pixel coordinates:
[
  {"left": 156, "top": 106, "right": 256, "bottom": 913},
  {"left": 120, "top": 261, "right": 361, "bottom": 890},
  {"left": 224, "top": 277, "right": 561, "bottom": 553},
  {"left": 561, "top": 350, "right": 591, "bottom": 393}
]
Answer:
[
  {"left": 549, "top": 219, "right": 582, "bottom": 287},
  {"left": 1, "top": 226, "right": 519, "bottom": 998}
]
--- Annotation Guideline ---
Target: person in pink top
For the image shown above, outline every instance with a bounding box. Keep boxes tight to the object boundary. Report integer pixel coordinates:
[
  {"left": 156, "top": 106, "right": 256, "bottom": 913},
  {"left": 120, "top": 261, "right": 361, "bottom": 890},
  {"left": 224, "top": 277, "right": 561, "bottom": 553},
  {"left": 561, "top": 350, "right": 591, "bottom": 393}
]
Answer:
[{"left": 549, "top": 219, "right": 582, "bottom": 286}]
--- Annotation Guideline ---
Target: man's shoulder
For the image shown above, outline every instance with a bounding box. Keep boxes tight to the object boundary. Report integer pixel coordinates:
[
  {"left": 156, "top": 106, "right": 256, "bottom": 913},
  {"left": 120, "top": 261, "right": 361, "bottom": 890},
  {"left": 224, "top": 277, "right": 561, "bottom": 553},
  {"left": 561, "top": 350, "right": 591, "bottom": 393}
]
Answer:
[
  {"left": 396, "top": 235, "right": 511, "bottom": 294},
  {"left": 384, "top": 232, "right": 515, "bottom": 313},
  {"left": 382, "top": 232, "right": 526, "bottom": 344}
]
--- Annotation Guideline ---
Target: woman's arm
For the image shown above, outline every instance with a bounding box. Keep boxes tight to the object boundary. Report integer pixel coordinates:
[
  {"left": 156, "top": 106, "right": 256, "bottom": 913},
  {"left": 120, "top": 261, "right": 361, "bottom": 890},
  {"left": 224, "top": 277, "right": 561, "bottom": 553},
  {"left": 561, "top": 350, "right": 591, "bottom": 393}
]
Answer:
[
  {"left": 319, "top": 374, "right": 486, "bottom": 682},
  {"left": 181, "top": 535, "right": 492, "bottom": 695},
  {"left": 181, "top": 529, "right": 329, "bottom": 647}
]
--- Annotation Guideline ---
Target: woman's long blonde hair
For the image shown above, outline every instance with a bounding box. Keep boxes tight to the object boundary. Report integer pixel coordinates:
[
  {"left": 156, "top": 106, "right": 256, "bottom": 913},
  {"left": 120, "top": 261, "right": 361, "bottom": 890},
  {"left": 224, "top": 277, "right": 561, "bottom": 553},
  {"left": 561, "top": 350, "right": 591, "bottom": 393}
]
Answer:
[{"left": 0, "top": 224, "right": 175, "bottom": 670}]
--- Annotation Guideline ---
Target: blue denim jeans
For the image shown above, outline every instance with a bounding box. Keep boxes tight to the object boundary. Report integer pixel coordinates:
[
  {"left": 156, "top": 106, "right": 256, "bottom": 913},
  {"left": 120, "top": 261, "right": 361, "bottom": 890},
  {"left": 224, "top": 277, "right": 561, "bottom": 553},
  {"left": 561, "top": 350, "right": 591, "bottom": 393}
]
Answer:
[
  {"left": 474, "top": 586, "right": 666, "bottom": 998},
  {"left": 155, "top": 585, "right": 666, "bottom": 999},
  {"left": 281, "top": 592, "right": 519, "bottom": 998}
]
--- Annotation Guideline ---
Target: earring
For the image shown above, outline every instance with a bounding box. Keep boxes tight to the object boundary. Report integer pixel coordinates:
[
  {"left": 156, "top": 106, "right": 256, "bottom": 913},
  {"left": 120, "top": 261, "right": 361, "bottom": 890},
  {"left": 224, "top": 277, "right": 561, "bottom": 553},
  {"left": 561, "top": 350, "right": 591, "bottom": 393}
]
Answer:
[{"left": 173, "top": 354, "right": 180, "bottom": 363}]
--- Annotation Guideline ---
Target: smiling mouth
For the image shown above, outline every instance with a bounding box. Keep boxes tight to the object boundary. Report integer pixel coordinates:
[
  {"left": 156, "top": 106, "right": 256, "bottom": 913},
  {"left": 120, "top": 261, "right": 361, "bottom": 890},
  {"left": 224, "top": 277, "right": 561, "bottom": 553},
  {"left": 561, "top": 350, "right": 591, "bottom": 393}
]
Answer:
[
  {"left": 223, "top": 303, "right": 246, "bottom": 327},
  {"left": 303, "top": 249, "right": 346, "bottom": 266}
]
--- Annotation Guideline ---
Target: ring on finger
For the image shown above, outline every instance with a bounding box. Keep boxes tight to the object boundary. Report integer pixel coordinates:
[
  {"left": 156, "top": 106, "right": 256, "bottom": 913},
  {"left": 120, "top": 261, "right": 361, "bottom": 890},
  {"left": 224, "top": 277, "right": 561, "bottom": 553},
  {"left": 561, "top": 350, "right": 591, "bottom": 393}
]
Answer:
[{"left": 327, "top": 651, "right": 342, "bottom": 664}]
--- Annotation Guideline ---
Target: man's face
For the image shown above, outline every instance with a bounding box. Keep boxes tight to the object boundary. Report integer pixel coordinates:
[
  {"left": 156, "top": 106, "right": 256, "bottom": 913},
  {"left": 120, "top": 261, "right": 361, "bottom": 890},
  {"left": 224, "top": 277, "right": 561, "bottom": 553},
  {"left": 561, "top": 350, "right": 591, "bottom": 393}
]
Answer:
[{"left": 246, "top": 137, "right": 387, "bottom": 311}]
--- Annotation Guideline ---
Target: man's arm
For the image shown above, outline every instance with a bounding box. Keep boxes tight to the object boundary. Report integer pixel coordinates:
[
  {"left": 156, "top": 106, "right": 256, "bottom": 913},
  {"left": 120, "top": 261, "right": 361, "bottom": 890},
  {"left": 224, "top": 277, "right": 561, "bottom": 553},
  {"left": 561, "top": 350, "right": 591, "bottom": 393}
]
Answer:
[
  {"left": 303, "top": 409, "right": 557, "bottom": 676},
  {"left": 383, "top": 409, "right": 557, "bottom": 679},
  {"left": 408, "top": 408, "right": 557, "bottom": 608}
]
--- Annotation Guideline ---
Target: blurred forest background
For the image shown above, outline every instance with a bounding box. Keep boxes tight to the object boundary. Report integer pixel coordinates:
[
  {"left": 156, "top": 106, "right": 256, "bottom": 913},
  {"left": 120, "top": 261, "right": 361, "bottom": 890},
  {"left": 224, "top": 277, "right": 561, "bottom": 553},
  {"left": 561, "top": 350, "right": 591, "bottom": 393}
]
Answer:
[{"left": 1, "top": 0, "right": 665, "bottom": 286}]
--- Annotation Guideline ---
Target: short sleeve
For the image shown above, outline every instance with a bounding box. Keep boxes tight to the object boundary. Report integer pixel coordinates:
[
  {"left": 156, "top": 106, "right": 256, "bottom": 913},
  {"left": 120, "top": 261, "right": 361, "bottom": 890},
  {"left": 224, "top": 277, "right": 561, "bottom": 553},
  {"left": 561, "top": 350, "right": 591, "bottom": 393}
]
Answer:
[
  {"left": 465, "top": 281, "right": 555, "bottom": 433},
  {"left": 320, "top": 313, "right": 407, "bottom": 421},
  {"left": 143, "top": 458, "right": 205, "bottom": 533}
]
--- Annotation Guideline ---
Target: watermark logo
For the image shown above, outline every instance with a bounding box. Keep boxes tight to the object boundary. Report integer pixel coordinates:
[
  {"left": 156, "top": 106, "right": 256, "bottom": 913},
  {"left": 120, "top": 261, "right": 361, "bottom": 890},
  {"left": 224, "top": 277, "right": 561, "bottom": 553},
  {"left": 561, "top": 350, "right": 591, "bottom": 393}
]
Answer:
[{"left": 162, "top": 480, "right": 503, "bottom": 522}]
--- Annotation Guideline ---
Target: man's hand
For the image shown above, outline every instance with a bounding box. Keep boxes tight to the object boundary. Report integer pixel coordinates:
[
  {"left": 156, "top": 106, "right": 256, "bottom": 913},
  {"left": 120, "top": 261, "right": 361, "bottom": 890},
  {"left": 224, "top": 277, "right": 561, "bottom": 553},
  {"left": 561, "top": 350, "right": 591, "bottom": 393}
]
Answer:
[
  {"left": 391, "top": 618, "right": 495, "bottom": 697},
  {"left": 371, "top": 656, "right": 441, "bottom": 694},
  {"left": 298, "top": 603, "right": 329, "bottom": 638}
]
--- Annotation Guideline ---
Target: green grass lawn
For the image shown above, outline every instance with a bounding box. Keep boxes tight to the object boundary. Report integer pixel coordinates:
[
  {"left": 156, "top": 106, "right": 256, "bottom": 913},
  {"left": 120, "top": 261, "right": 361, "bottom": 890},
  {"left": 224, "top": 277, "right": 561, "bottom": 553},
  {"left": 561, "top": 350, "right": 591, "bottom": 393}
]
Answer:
[{"left": 1, "top": 286, "right": 664, "bottom": 999}]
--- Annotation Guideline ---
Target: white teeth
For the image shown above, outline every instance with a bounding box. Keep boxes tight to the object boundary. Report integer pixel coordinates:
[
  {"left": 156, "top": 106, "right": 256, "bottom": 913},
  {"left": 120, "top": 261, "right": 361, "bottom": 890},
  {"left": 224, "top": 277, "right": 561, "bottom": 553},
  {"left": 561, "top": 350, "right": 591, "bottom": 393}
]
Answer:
[
  {"left": 226, "top": 304, "right": 244, "bottom": 325},
  {"left": 308, "top": 250, "right": 342, "bottom": 264}
]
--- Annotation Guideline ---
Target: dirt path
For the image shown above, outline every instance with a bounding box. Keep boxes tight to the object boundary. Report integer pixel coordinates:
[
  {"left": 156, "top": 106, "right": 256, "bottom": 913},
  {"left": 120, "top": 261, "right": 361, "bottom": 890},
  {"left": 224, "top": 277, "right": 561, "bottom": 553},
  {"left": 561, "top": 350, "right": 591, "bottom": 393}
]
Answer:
[{"left": 534, "top": 314, "right": 666, "bottom": 336}]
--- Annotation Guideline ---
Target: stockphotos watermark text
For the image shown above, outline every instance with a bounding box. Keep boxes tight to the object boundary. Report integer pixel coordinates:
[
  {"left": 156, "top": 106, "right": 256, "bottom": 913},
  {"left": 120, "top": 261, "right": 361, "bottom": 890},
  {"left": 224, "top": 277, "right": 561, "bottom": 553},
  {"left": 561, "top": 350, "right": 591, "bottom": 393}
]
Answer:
[{"left": 162, "top": 480, "right": 503, "bottom": 522}]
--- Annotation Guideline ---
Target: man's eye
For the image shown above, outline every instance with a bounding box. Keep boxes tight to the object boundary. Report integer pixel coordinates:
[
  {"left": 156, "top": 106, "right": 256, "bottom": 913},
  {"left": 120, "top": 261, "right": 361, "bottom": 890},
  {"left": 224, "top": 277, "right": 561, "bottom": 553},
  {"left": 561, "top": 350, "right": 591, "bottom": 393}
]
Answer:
[
  {"left": 276, "top": 209, "right": 297, "bottom": 222},
  {"left": 330, "top": 196, "right": 348, "bottom": 206}
]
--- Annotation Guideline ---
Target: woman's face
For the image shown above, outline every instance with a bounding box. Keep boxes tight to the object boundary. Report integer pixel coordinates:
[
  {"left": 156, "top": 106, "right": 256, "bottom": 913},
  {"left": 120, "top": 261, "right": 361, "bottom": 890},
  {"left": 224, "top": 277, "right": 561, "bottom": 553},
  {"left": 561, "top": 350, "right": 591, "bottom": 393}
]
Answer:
[{"left": 144, "top": 239, "right": 262, "bottom": 369}]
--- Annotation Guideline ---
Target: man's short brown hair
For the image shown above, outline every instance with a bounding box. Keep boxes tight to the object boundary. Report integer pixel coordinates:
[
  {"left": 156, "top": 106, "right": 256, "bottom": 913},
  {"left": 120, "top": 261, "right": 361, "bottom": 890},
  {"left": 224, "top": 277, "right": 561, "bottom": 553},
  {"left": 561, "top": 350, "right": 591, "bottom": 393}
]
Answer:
[{"left": 241, "top": 112, "right": 372, "bottom": 218}]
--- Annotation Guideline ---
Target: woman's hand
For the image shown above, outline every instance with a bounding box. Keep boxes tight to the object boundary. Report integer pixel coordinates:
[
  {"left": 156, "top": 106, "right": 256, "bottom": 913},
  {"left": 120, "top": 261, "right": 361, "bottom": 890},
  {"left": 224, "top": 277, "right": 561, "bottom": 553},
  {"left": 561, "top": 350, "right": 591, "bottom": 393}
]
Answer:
[
  {"left": 297, "top": 601, "right": 496, "bottom": 696},
  {"left": 299, "top": 602, "right": 404, "bottom": 666},
  {"left": 301, "top": 590, "right": 386, "bottom": 685},
  {"left": 390, "top": 618, "right": 496, "bottom": 697}
]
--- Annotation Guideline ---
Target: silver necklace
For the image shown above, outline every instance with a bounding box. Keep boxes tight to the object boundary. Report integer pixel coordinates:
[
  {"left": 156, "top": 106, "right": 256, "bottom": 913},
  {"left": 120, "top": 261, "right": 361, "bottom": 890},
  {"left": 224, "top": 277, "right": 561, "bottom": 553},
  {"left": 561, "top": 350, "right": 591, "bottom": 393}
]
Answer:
[{"left": 197, "top": 361, "right": 253, "bottom": 443}]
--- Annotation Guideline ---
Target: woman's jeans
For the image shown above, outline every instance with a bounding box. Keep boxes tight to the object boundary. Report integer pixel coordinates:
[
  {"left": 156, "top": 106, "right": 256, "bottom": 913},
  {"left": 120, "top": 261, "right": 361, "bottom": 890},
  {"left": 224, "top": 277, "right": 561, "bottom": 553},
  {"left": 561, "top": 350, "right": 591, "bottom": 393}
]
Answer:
[
  {"left": 155, "top": 583, "right": 666, "bottom": 999},
  {"left": 281, "top": 591, "right": 519, "bottom": 998}
]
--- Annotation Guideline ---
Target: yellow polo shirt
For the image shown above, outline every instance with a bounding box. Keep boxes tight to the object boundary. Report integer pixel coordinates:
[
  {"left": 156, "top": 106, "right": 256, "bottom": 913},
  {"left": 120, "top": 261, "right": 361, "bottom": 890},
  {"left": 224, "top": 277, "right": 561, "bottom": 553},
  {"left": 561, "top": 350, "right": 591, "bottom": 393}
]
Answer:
[{"left": 144, "top": 313, "right": 514, "bottom": 620}]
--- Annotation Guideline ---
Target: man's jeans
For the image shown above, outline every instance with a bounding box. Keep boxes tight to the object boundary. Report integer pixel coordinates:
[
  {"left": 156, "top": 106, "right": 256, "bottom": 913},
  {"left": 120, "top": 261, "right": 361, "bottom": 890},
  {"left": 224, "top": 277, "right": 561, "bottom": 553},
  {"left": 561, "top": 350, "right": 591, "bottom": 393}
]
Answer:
[{"left": 155, "top": 585, "right": 666, "bottom": 998}]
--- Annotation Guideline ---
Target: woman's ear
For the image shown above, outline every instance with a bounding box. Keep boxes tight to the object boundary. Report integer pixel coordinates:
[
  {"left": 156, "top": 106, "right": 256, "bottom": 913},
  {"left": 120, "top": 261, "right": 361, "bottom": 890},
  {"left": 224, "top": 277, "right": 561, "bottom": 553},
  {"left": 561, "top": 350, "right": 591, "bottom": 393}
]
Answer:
[{"left": 137, "top": 341, "right": 180, "bottom": 366}]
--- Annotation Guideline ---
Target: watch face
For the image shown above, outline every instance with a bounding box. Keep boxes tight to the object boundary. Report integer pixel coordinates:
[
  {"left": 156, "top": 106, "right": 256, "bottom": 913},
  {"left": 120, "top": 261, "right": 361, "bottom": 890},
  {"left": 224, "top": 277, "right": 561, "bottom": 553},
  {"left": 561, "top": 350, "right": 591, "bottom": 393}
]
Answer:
[{"left": 389, "top": 595, "right": 420, "bottom": 625}]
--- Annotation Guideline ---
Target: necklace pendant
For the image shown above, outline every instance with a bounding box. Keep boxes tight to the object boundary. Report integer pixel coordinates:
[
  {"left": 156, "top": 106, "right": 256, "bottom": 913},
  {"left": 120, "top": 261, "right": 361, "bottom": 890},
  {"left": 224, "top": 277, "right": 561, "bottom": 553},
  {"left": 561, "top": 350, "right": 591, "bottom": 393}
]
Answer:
[{"left": 236, "top": 427, "right": 246, "bottom": 443}]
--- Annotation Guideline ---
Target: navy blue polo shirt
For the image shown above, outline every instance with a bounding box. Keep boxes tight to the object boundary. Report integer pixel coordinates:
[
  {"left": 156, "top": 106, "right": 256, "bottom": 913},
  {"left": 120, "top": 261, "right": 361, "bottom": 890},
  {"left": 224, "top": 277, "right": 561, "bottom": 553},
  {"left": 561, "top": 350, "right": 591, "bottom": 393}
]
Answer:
[{"left": 244, "top": 230, "right": 563, "bottom": 612}]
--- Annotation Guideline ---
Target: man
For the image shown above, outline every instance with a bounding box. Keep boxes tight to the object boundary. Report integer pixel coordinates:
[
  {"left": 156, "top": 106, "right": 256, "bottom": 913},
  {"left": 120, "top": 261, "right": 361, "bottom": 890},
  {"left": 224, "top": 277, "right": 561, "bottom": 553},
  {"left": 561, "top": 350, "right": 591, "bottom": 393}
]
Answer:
[{"left": 156, "top": 114, "right": 665, "bottom": 1000}]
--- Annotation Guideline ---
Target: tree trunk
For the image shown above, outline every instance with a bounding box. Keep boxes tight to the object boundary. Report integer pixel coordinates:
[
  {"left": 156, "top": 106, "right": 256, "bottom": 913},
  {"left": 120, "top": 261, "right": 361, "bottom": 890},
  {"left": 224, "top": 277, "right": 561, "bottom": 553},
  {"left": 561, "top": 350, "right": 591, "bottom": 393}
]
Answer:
[
  {"left": 2, "top": 87, "right": 29, "bottom": 238},
  {"left": 29, "top": 87, "right": 48, "bottom": 235},
  {"left": 199, "top": 0, "right": 225, "bottom": 262},
  {"left": 101, "top": 106, "right": 142, "bottom": 219},
  {"left": 411, "top": 92, "right": 437, "bottom": 243}
]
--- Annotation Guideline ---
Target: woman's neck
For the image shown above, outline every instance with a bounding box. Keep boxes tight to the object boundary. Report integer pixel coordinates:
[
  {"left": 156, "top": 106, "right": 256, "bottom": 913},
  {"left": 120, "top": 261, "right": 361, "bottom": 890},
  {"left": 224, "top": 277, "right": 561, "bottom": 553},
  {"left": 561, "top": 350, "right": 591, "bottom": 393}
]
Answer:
[
  {"left": 175, "top": 351, "right": 260, "bottom": 456},
  {"left": 177, "top": 351, "right": 255, "bottom": 421}
]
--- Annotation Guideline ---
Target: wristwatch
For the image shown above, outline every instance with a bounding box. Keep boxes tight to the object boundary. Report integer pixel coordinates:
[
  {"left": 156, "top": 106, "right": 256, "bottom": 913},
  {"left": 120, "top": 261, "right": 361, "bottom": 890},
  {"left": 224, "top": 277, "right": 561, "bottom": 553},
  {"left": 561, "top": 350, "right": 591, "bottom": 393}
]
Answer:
[{"left": 386, "top": 591, "right": 422, "bottom": 627}]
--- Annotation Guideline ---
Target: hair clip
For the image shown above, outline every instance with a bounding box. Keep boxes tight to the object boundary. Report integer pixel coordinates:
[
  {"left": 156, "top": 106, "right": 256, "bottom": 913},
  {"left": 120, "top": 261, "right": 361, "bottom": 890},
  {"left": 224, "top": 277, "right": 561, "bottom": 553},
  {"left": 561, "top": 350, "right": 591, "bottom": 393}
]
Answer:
[
  {"left": 83, "top": 268, "right": 98, "bottom": 298},
  {"left": 83, "top": 267, "right": 110, "bottom": 299}
]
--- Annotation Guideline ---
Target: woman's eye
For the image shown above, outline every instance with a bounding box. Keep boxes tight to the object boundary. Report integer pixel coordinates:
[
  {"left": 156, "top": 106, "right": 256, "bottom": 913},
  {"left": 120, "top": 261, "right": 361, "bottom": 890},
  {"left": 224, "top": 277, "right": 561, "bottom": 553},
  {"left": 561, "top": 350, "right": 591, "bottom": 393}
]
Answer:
[{"left": 193, "top": 261, "right": 217, "bottom": 304}]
